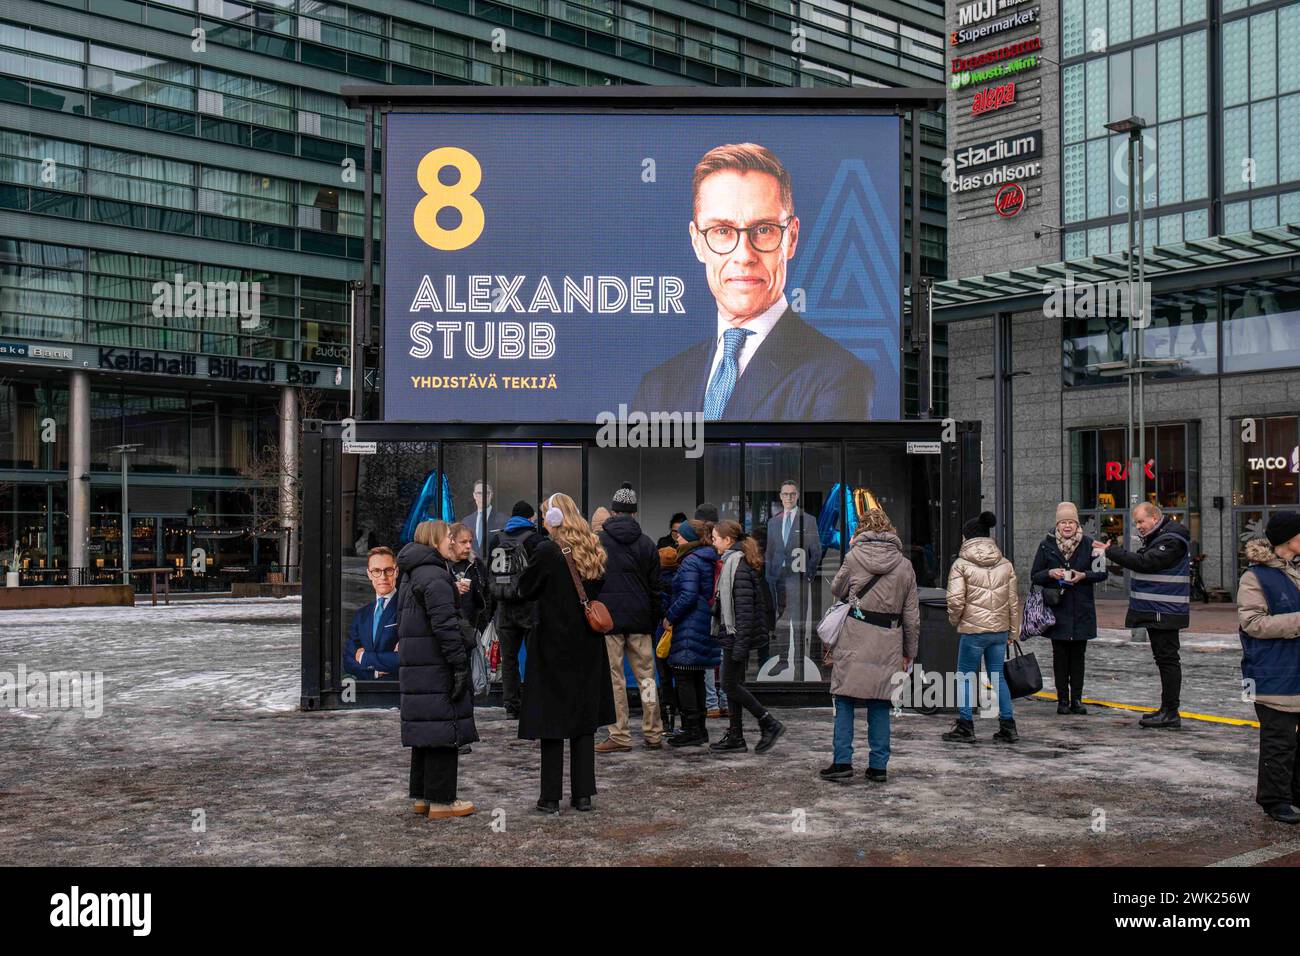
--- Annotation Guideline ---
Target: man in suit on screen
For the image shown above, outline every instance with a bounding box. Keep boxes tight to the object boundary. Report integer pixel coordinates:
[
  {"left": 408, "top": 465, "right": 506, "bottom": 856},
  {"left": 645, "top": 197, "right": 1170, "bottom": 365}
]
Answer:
[{"left": 631, "top": 142, "right": 872, "bottom": 422}]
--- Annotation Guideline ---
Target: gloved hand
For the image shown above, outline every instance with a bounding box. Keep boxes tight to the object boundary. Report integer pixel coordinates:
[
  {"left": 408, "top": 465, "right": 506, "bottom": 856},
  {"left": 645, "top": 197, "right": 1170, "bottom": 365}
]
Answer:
[{"left": 451, "top": 666, "right": 470, "bottom": 700}]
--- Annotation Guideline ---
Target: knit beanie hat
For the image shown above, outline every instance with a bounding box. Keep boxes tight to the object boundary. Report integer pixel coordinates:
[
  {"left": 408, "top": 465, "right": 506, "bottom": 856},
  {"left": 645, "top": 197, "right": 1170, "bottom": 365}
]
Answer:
[
  {"left": 1055, "top": 502, "right": 1080, "bottom": 525},
  {"left": 962, "top": 511, "right": 997, "bottom": 539},
  {"left": 677, "top": 520, "right": 700, "bottom": 543},
  {"left": 694, "top": 502, "right": 719, "bottom": 523},
  {"left": 611, "top": 481, "right": 638, "bottom": 514},
  {"left": 1265, "top": 511, "right": 1300, "bottom": 547},
  {"left": 511, "top": 500, "right": 535, "bottom": 520}
]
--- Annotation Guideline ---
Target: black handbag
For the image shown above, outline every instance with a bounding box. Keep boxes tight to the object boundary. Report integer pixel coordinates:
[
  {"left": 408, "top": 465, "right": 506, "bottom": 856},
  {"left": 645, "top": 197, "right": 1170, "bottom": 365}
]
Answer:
[
  {"left": 1002, "top": 640, "right": 1044, "bottom": 699},
  {"left": 1040, "top": 583, "right": 1063, "bottom": 607}
]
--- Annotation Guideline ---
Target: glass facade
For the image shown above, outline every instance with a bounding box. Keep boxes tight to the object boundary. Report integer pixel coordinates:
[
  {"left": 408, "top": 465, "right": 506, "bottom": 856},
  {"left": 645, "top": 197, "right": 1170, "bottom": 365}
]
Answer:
[
  {"left": 1, "top": 0, "right": 949, "bottom": 587},
  {"left": 1061, "top": 0, "right": 1211, "bottom": 256},
  {"left": 1064, "top": 278, "right": 1300, "bottom": 385}
]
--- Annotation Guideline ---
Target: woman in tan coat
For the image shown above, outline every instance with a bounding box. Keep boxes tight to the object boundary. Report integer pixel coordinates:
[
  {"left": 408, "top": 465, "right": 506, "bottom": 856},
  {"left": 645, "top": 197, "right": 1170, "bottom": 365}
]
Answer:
[
  {"left": 819, "top": 509, "right": 920, "bottom": 784},
  {"left": 943, "top": 511, "right": 1021, "bottom": 744}
]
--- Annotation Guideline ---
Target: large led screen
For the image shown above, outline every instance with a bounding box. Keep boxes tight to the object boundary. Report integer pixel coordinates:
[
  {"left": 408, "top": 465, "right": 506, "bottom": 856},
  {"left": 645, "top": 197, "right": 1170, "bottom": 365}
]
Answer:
[{"left": 383, "top": 111, "right": 902, "bottom": 422}]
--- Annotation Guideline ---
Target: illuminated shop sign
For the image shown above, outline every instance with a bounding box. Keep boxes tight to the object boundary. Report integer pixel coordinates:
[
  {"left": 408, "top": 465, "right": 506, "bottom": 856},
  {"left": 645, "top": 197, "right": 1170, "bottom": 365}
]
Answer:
[
  {"left": 1105, "top": 460, "right": 1155, "bottom": 481},
  {"left": 971, "top": 81, "right": 1017, "bottom": 114},
  {"left": 948, "top": 159, "right": 1041, "bottom": 193},
  {"left": 955, "top": 0, "right": 1034, "bottom": 27},
  {"left": 995, "top": 182, "right": 1026, "bottom": 217},
  {"left": 951, "top": 36, "right": 1041, "bottom": 73},
  {"left": 954, "top": 130, "right": 1042, "bottom": 174},
  {"left": 1248, "top": 449, "right": 1299, "bottom": 472},
  {"left": 951, "top": 53, "right": 1038, "bottom": 89},
  {"left": 951, "top": 6, "right": 1039, "bottom": 46}
]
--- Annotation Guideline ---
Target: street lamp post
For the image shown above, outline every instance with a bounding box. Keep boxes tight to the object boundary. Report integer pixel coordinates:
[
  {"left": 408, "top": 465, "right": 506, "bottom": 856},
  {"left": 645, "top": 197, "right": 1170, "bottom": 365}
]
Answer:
[
  {"left": 1105, "top": 115, "right": 1150, "bottom": 641},
  {"left": 109, "top": 443, "right": 142, "bottom": 587}
]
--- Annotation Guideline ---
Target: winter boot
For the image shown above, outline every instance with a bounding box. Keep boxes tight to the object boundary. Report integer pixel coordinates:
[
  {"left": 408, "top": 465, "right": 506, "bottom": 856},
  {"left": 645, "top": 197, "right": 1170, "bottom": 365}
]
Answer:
[
  {"left": 942, "top": 718, "right": 976, "bottom": 743},
  {"left": 818, "top": 763, "right": 853, "bottom": 781},
  {"left": 1069, "top": 700, "right": 1088, "bottom": 715},
  {"left": 754, "top": 713, "right": 786, "bottom": 754},
  {"left": 1056, "top": 701, "right": 1070, "bottom": 715},
  {"left": 709, "top": 729, "right": 748, "bottom": 753},
  {"left": 667, "top": 717, "right": 707, "bottom": 748},
  {"left": 864, "top": 768, "right": 888, "bottom": 784},
  {"left": 1140, "top": 706, "right": 1181, "bottom": 728},
  {"left": 992, "top": 718, "right": 1019, "bottom": 743}
]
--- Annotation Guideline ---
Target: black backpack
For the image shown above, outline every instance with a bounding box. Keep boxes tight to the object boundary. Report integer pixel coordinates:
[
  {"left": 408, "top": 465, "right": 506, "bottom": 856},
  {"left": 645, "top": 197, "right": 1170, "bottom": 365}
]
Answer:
[{"left": 489, "top": 533, "right": 530, "bottom": 602}]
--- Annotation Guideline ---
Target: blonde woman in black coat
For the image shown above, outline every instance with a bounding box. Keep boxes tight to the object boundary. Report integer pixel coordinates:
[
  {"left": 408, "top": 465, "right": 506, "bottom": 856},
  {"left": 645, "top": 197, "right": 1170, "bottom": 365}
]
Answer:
[
  {"left": 395, "top": 519, "right": 478, "bottom": 819},
  {"left": 517, "top": 492, "right": 615, "bottom": 814}
]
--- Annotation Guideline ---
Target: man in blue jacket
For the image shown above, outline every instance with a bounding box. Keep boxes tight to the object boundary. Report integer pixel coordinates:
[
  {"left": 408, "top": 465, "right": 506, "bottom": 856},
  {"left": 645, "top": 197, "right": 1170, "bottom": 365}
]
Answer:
[{"left": 344, "top": 545, "right": 400, "bottom": 680}]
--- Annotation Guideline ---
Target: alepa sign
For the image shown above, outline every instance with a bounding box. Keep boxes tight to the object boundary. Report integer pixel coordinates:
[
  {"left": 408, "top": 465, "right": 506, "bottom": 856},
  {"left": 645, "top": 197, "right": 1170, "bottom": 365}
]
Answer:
[{"left": 971, "top": 81, "right": 1017, "bottom": 114}]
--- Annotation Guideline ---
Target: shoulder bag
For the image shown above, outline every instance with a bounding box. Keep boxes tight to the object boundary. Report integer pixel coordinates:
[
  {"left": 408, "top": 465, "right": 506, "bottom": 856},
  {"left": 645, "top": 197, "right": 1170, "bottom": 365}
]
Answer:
[
  {"left": 816, "top": 573, "right": 884, "bottom": 650},
  {"left": 560, "top": 546, "right": 615, "bottom": 634}
]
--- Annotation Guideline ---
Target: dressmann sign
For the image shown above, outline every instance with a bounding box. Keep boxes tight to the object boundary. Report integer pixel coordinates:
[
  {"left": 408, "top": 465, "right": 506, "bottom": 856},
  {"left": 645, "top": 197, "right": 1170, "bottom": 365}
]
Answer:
[{"left": 382, "top": 111, "right": 903, "bottom": 422}]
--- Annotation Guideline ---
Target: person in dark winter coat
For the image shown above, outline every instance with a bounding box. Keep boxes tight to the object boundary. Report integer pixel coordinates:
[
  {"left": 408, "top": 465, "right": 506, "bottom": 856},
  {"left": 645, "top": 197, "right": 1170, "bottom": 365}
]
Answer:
[
  {"left": 657, "top": 512, "right": 688, "bottom": 550},
  {"left": 449, "top": 522, "right": 493, "bottom": 633},
  {"left": 664, "top": 518, "right": 720, "bottom": 747},
  {"left": 487, "top": 501, "right": 546, "bottom": 719},
  {"left": 654, "top": 538, "right": 681, "bottom": 734},
  {"left": 1030, "top": 501, "right": 1107, "bottom": 714},
  {"left": 596, "top": 483, "right": 664, "bottom": 752},
  {"left": 395, "top": 520, "right": 478, "bottom": 820},
  {"left": 517, "top": 492, "right": 616, "bottom": 814},
  {"left": 709, "top": 520, "right": 784, "bottom": 754},
  {"left": 1237, "top": 513, "right": 1300, "bottom": 825},
  {"left": 1094, "top": 501, "right": 1192, "bottom": 728}
]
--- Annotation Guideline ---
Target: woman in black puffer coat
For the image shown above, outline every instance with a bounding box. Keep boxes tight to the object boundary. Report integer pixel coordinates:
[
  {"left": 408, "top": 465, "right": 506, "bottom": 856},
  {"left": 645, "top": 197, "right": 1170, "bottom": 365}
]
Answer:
[
  {"left": 395, "top": 519, "right": 478, "bottom": 820},
  {"left": 710, "top": 520, "right": 784, "bottom": 754}
]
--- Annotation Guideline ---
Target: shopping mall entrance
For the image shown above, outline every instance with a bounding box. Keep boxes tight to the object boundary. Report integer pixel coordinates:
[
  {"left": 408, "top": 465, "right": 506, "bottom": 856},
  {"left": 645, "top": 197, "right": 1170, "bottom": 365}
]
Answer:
[{"left": 301, "top": 420, "right": 981, "bottom": 710}]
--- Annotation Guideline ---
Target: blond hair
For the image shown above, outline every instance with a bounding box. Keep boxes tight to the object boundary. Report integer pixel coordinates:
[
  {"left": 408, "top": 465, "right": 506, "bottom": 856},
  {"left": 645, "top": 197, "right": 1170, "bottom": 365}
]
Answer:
[
  {"left": 547, "top": 492, "right": 606, "bottom": 581},
  {"left": 856, "top": 508, "right": 896, "bottom": 535},
  {"left": 413, "top": 519, "right": 450, "bottom": 551}
]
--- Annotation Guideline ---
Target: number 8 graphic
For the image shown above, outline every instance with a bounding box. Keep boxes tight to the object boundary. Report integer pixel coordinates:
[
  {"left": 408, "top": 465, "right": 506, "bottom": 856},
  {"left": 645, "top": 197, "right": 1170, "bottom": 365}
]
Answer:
[{"left": 413, "top": 147, "right": 485, "bottom": 250}]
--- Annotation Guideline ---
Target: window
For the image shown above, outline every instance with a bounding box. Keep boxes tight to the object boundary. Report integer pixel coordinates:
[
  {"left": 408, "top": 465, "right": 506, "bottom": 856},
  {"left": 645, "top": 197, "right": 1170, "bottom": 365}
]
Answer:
[{"left": 1222, "top": 278, "right": 1300, "bottom": 373}]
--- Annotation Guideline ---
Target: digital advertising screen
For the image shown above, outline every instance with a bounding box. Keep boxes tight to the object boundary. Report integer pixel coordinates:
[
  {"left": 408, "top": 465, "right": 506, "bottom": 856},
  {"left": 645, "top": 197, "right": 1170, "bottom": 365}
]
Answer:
[{"left": 382, "top": 111, "right": 902, "bottom": 422}]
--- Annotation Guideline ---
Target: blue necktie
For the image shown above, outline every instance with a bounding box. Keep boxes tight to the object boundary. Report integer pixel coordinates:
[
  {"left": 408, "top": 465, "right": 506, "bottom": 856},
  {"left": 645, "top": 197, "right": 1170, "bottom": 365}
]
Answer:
[
  {"left": 372, "top": 597, "right": 385, "bottom": 644},
  {"left": 703, "top": 327, "right": 753, "bottom": 421}
]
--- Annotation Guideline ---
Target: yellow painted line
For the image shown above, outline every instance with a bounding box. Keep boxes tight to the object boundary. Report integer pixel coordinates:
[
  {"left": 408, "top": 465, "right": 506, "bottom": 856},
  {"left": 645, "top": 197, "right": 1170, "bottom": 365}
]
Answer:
[{"left": 1031, "top": 690, "right": 1260, "bottom": 728}]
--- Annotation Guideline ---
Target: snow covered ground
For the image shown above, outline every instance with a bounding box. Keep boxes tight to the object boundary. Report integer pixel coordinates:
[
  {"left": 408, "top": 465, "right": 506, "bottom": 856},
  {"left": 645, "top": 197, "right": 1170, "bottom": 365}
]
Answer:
[{"left": 1, "top": 598, "right": 1296, "bottom": 866}]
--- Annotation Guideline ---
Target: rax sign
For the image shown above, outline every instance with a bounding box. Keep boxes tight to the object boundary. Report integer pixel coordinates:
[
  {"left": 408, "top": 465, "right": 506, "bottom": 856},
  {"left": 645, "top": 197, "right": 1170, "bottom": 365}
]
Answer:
[{"left": 1105, "top": 460, "right": 1154, "bottom": 481}]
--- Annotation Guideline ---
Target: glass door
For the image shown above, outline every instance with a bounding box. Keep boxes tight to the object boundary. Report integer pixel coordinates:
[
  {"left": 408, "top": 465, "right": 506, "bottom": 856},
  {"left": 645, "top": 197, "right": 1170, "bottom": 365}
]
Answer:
[{"left": 130, "top": 516, "right": 159, "bottom": 574}]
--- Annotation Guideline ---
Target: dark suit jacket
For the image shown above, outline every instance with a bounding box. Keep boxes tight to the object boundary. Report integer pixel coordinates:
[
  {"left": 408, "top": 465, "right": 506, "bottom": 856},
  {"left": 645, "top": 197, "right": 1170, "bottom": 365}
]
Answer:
[
  {"left": 631, "top": 308, "right": 873, "bottom": 421},
  {"left": 764, "top": 509, "right": 823, "bottom": 582},
  {"left": 458, "top": 507, "right": 499, "bottom": 557},
  {"left": 343, "top": 591, "right": 400, "bottom": 679}
]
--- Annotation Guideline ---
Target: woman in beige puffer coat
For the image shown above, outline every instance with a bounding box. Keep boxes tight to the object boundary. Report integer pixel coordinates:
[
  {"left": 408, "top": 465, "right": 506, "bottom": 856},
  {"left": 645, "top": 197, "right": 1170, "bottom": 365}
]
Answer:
[
  {"left": 819, "top": 509, "right": 920, "bottom": 784},
  {"left": 943, "top": 511, "right": 1021, "bottom": 744}
]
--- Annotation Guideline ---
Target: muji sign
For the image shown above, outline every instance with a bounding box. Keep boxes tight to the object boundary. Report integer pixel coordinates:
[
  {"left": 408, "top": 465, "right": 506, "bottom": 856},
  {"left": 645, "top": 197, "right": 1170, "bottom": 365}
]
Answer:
[{"left": 1105, "top": 460, "right": 1154, "bottom": 481}]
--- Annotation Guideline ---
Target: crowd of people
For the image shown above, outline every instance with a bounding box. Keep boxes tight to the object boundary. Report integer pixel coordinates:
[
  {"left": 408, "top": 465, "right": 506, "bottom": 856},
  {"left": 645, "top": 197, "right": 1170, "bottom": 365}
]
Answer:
[{"left": 348, "top": 488, "right": 1300, "bottom": 828}]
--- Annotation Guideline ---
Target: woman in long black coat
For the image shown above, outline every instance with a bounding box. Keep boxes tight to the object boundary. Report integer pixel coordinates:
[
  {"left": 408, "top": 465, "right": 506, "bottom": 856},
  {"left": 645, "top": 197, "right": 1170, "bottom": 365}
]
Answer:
[
  {"left": 517, "top": 492, "right": 615, "bottom": 814},
  {"left": 396, "top": 519, "right": 478, "bottom": 819},
  {"left": 1029, "top": 502, "right": 1107, "bottom": 714}
]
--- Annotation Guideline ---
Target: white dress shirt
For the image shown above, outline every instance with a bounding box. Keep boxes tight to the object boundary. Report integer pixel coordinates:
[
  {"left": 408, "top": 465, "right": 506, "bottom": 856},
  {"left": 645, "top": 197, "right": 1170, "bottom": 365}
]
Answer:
[{"left": 704, "top": 295, "right": 788, "bottom": 390}]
